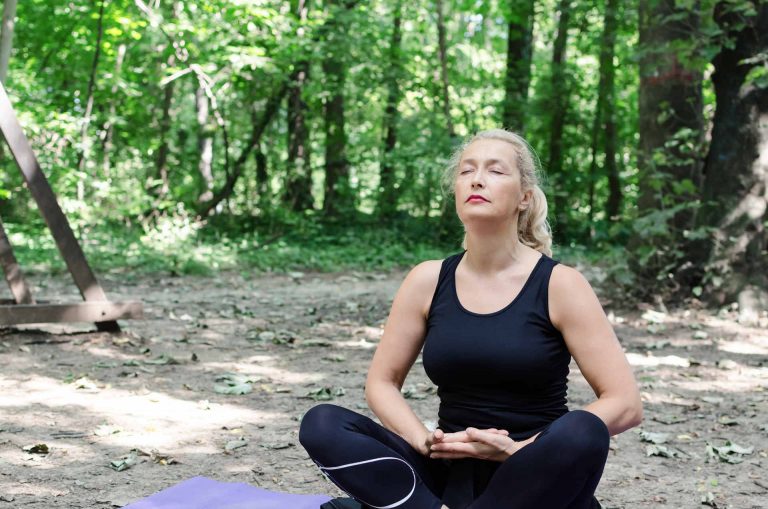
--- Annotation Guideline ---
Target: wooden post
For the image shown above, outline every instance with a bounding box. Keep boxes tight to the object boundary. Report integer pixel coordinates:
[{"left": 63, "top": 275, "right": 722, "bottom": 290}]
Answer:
[
  {"left": 0, "top": 82, "right": 142, "bottom": 331},
  {"left": 0, "top": 217, "right": 34, "bottom": 304}
]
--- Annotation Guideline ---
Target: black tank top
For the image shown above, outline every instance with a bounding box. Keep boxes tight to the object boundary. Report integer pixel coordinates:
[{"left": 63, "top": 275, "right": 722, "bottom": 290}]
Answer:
[{"left": 422, "top": 250, "right": 570, "bottom": 439}]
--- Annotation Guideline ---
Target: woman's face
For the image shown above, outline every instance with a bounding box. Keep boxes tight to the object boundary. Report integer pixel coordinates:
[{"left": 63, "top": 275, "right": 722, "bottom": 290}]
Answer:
[{"left": 453, "top": 138, "right": 530, "bottom": 227}]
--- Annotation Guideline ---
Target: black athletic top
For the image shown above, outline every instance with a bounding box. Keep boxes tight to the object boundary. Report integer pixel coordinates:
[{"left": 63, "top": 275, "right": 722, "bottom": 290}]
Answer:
[{"left": 422, "top": 250, "right": 571, "bottom": 440}]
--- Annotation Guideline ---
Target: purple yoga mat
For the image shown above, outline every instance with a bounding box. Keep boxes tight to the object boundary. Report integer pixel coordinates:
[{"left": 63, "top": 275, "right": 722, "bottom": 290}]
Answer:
[{"left": 122, "top": 476, "right": 332, "bottom": 509}]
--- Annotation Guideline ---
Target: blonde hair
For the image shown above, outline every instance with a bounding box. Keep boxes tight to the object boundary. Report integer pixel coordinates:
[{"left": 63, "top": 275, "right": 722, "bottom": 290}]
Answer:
[{"left": 441, "top": 129, "right": 553, "bottom": 257}]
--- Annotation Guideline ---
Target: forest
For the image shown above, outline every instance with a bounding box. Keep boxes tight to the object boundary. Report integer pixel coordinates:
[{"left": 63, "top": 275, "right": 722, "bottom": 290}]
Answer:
[
  {"left": 1, "top": 2, "right": 767, "bottom": 508},
  {"left": 0, "top": 0, "right": 766, "bottom": 314}
]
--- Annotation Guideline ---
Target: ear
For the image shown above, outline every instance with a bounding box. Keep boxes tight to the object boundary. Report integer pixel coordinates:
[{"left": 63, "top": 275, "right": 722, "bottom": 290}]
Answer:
[{"left": 519, "top": 189, "right": 533, "bottom": 211}]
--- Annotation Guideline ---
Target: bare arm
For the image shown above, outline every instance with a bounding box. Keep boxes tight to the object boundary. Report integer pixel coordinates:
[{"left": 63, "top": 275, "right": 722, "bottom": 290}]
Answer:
[
  {"left": 549, "top": 265, "right": 643, "bottom": 436},
  {"left": 365, "top": 260, "right": 441, "bottom": 455}
]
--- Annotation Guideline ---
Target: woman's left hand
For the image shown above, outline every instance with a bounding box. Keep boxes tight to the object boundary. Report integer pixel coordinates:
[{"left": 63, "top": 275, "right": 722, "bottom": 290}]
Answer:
[{"left": 429, "top": 428, "right": 539, "bottom": 462}]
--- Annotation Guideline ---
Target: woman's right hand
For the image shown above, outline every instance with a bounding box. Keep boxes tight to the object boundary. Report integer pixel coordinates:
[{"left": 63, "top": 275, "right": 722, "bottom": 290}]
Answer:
[
  {"left": 418, "top": 428, "right": 509, "bottom": 457},
  {"left": 416, "top": 428, "right": 444, "bottom": 456}
]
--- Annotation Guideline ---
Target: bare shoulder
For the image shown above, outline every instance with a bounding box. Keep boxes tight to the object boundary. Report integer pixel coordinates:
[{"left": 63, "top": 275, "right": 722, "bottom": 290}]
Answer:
[
  {"left": 399, "top": 259, "right": 443, "bottom": 318},
  {"left": 407, "top": 259, "right": 442, "bottom": 286},
  {"left": 549, "top": 263, "right": 602, "bottom": 329},
  {"left": 550, "top": 263, "right": 592, "bottom": 292}
]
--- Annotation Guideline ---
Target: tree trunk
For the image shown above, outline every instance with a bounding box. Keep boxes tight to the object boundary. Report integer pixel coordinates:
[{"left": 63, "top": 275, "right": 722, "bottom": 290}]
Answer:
[
  {"left": 0, "top": 0, "right": 17, "bottom": 83},
  {"left": 76, "top": 0, "right": 107, "bottom": 173},
  {"left": 547, "top": 0, "right": 572, "bottom": 236},
  {"left": 321, "top": 0, "right": 355, "bottom": 217},
  {"left": 285, "top": 0, "right": 313, "bottom": 213},
  {"left": 693, "top": 3, "right": 767, "bottom": 318},
  {"left": 501, "top": 0, "right": 535, "bottom": 133},
  {"left": 631, "top": 0, "right": 704, "bottom": 292},
  {"left": 435, "top": 0, "right": 454, "bottom": 138},
  {"left": 377, "top": 0, "right": 403, "bottom": 220},
  {"left": 197, "top": 82, "right": 288, "bottom": 218},
  {"left": 153, "top": 52, "right": 175, "bottom": 197},
  {"left": 101, "top": 43, "right": 126, "bottom": 176},
  {"left": 196, "top": 86, "right": 214, "bottom": 203},
  {"left": 587, "top": 0, "right": 619, "bottom": 228}
]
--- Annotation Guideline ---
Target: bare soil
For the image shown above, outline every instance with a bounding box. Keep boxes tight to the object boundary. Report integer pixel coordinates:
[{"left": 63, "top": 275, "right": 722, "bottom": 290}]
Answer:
[{"left": 0, "top": 268, "right": 766, "bottom": 508}]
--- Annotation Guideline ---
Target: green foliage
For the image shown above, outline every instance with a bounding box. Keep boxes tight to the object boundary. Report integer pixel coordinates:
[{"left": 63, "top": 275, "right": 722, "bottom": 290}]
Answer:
[
  {"left": 0, "top": 0, "right": 760, "bottom": 305},
  {"left": 3, "top": 211, "right": 450, "bottom": 276}
]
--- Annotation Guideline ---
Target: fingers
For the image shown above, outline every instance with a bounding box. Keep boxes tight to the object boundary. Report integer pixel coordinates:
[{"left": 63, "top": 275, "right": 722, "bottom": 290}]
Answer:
[
  {"left": 465, "top": 427, "right": 499, "bottom": 444},
  {"left": 438, "top": 428, "right": 509, "bottom": 444},
  {"left": 430, "top": 441, "right": 486, "bottom": 459}
]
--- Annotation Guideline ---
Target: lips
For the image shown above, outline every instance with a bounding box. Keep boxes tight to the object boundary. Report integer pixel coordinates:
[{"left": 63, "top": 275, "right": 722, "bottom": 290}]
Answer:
[{"left": 466, "top": 195, "right": 489, "bottom": 202}]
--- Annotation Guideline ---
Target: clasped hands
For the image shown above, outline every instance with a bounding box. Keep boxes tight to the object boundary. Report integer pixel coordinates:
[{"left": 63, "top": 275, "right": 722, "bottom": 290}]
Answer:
[{"left": 421, "top": 427, "right": 539, "bottom": 462}]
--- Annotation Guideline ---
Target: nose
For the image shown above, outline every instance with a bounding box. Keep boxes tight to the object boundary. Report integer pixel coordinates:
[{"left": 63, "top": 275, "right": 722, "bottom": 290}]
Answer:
[{"left": 470, "top": 169, "right": 485, "bottom": 188}]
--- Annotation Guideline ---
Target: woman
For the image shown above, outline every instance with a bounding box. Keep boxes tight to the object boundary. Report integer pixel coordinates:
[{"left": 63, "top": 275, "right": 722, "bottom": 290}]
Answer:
[{"left": 299, "top": 129, "right": 642, "bottom": 509}]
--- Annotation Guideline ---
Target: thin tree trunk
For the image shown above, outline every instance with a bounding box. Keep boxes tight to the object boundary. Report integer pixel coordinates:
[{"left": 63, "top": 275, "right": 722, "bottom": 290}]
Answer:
[
  {"left": 285, "top": 0, "right": 313, "bottom": 212},
  {"left": 692, "top": 4, "right": 768, "bottom": 314},
  {"left": 547, "top": 0, "right": 572, "bottom": 236},
  {"left": 197, "top": 82, "right": 288, "bottom": 218},
  {"left": 321, "top": 0, "right": 356, "bottom": 217},
  {"left": 377, "top": 0, "right": 403, "bottom": 220},
  {"left": 435, "top": 0, "right": 454, "bottom": 138},
  {"left": 196, "top": 86, "right": 214, "bottom": 203},
  {"left": 101, "top": 43, "right": 126, "bottom": 176},
  {"left": 255, "top": 146, "right": 268, "bottom": 204},
  {"left": 501, "top": 0, "right": 535, "bottom": 133},
  {"left": 0, "top": 0, "right": 17, "bottom": 83},
  {"left": 77, "top": 0, "right": 107, "bottom": 173},
  {"left": 587, "top": 0, "right": 619, "bottom": 228},
  {"left": 153, "top": 52, "right": 175, "bottom": 196}
]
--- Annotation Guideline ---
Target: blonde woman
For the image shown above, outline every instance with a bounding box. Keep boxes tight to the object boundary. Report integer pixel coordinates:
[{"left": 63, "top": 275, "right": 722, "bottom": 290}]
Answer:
[{"left": 300, "top": 129, "right": 642, "bottom": 509}]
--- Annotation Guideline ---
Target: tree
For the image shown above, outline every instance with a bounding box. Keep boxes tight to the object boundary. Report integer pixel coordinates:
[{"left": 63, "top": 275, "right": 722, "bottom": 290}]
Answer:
[
  {"left": 501, "top": 0, "right": 535, "bottom": 133},
  {"left": 285, "top": 0, "right": 313, "bottom": 213},
  {"left": 377, "top": 0, "right": 403, "bottom": 220},
  {"left": 587, "top": 0, "right": 620, "bottom": 228},
  {"left": 435, "top": 0, "right": 454, "bottom": 138},
  {"left": 321, "top": 0, "right": 356, "bottom": 217},
  {"left": 631, "top": 0, "right": 704, "bottom": 293},
  {"left": 76, "top": 0, "right": 107, "bottom": 173},
  {"left": 546, "top": 0, "right": 572, "bottom": 238},
  {"left": 693, "top": 2, "right": 767, "bottom": 317},
  {"left": 0, "top": 0, "right": 17, "bottom": 83}
]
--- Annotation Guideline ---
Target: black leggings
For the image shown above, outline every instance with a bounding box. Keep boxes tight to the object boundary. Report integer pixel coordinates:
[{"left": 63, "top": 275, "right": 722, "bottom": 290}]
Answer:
[{"left": 299, "top": 404, "right": 609, "bottom": 509}]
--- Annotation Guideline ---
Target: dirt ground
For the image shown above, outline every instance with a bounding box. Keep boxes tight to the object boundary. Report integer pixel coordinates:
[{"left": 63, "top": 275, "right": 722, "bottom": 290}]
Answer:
[{"left": 0, "top": 267, "right": 766, "bottom": 508}]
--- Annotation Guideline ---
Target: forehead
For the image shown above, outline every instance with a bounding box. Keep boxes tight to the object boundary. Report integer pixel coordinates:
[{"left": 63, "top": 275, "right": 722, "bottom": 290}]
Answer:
[{"left": 460, "top": 139, "right": 517, "bottom": 164}]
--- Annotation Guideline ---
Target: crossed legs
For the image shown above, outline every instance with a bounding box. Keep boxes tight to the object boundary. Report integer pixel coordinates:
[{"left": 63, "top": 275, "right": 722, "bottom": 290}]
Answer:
[{"left": 299, "top": 404, "right": 609, "bottom": 509}]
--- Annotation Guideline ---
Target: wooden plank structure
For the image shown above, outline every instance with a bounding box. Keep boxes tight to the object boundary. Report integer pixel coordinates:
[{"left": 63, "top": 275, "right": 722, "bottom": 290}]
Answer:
[{"left": 0, "top": 82, "right": 142, "bottom": 331}]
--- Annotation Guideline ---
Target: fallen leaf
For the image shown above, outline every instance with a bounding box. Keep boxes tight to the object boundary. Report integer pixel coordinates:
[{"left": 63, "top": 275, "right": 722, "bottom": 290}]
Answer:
[
  {"left": 22, "top": 443, "right": 49, "bottom": 454},
  {"left": 639, "top": 431, "right": 669, "bottom": 444},
  {"left": 653, "top": 414, "right": 688, "bottom": 425},
  {"left": 214, "top": 373, "right": 266, "bottom": 395},
  {"left": 263, "top": 442, "right": 293, "bottom": 450},
  {"left": 50, "top": 430, "right": 87, "bottom": 439},
  {"left": 706, "top": 440, "right": 754, "bottom": 464},
  {"left": 110, "top": 451, "right": 138, "bottom": 471},
  {"left": 225, "top": 438, "right": 248, "bottom": 451},
  {"left": 143, "top": 354, "right": 181, "bottom": 365},
  {"left": 151, "top": 450, "right": 179, "bottom": 465},
  {"left": 73, "top": 377, "right": 98, "bottom": 390},
  {"left": 302, "top": 339, "right": 332, "bottom": 347},
  {"left": 645, "top": 444, "right": 678, "bottom": 458}
]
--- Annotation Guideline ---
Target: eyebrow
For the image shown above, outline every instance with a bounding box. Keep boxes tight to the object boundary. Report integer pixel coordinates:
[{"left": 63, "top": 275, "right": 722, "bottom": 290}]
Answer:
[{"left": 461, "top": 158, "right": 509, "bottom": 169}]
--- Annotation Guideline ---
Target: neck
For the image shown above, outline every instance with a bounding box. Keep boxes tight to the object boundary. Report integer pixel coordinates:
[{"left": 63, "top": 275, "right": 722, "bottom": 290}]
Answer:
[{"left": 463, "top": 226, "right": 530, "bottom": 274}]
